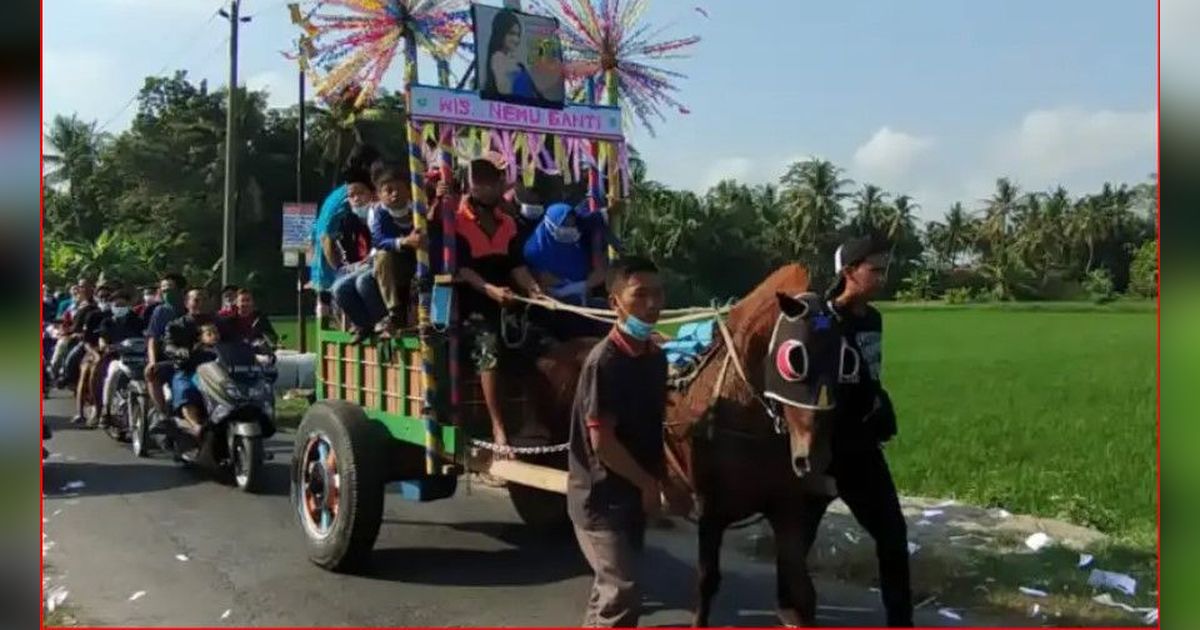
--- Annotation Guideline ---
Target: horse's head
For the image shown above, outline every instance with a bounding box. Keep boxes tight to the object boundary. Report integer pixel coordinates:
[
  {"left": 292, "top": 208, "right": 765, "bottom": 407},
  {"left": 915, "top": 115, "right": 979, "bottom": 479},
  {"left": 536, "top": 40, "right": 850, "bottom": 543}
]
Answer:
[{"left": 762, "top": 292, "right": 846, "bottom": 481}]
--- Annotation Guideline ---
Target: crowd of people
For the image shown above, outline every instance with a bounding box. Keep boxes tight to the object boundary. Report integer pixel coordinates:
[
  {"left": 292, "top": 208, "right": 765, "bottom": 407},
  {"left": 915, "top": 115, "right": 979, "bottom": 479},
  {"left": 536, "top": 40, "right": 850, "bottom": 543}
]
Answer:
[
  {"left": 43, "top": 274, "right": 278, "bottom": 438},
  {"left": 310, "top": 144, "right": 614, "bottom": 451}
]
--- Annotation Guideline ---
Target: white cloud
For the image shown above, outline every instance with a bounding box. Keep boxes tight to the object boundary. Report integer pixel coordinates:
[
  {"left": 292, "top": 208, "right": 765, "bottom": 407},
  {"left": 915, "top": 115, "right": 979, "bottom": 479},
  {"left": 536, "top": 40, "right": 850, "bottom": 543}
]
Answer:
[
  {"left": 245, "top": 71, "right": 293, "bottom": 109},
  {"left": 995, "top": 107, "right": 1155, "bottom": 182},
  {"left": 700, "top": 157, "right": 754, "bottom": 190},
  {"left": 852, "top": 126, "right": 934, "bottom": 184}
]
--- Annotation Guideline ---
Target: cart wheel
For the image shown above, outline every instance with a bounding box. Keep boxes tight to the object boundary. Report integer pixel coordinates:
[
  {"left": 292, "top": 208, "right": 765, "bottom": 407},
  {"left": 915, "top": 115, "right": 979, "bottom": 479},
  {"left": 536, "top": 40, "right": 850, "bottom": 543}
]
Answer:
[
  {"left": 291, "top": 400, "right": 387, "bottom": 573},
  {"left": 508, "top": 484, "right": 570, "bottom": 533}
]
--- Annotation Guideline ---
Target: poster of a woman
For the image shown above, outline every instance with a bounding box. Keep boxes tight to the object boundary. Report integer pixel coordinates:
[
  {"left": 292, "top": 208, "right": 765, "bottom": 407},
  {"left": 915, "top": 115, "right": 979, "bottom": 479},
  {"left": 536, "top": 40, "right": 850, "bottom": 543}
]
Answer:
[{"left": 474, "top": 5, "right": 565, "bottom": 108}]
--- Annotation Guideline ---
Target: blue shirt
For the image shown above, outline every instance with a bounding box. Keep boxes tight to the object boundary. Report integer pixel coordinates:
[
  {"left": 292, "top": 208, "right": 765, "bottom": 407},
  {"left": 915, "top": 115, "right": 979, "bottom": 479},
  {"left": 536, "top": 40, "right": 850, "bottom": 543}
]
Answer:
[
  {"left": 368, "top": 203, "right": 415, "bottom": 252},
  {"left": 145, "top": 303, "right": 178, "bottom": 340}
]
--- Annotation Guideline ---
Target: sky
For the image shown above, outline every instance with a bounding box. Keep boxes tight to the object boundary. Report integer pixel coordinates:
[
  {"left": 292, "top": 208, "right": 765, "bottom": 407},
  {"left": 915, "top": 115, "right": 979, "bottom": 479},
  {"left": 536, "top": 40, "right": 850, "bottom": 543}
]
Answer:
[{"left": 43, "top": 0, "right": 1156, "bottom": 223}]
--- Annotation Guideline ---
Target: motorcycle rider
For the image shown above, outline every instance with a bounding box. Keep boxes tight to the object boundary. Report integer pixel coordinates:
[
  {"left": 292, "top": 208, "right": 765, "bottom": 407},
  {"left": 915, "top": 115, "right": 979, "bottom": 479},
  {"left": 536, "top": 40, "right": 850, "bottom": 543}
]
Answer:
[
  {"left": 98, "top": 289, "right": 149, "bottom": 425},
  {"left": 70, "top": 282, "right": 112, "bottom": 425},
  {"left": 144, "top": 273, "right": 187, "bottom": 424},
  {"left": 161, "top": 288, "right": 231, "bottom": 437},
  {"left": 50, "top": 281, "right": 94, "bottom": 385}
]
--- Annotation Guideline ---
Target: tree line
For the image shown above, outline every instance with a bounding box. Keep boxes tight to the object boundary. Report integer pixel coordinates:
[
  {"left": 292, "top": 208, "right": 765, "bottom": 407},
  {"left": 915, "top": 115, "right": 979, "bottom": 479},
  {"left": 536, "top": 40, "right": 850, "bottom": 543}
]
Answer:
[{"left": 44, "top": 72, "right": 1157, "bottom": 312}]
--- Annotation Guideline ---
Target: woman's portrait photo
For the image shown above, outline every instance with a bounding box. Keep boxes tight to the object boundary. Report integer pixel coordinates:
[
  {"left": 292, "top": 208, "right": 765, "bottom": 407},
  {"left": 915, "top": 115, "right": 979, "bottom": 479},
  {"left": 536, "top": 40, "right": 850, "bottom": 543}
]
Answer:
[{"left": 474, "top": 5, "right": 565, "bottom": 108}]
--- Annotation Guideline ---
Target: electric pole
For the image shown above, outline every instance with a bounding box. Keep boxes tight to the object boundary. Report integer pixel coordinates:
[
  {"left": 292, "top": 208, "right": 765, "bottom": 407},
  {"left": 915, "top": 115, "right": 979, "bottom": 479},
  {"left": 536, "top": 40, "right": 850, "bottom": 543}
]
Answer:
[
  {"left": 219, "top": 0, "right": 250, "bottom": 287},
  {"left": 296, "top": 50, "right": 308, "bottom": 353}
]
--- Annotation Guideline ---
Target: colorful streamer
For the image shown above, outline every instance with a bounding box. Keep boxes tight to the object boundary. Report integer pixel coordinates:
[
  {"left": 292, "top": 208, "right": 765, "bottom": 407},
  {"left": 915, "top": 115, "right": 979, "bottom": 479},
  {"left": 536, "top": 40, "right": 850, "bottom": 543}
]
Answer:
[
  {"left": 288, "top": 0, "right": 472, "bottom": 108},
  {"left": 531, "top": 0, "right": 702, "bottom": 135}
]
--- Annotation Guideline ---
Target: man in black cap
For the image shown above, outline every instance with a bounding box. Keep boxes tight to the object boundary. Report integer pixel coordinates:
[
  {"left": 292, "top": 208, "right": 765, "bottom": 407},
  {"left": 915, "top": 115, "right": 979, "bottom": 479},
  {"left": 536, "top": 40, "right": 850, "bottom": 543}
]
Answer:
[{"left": 810, "top": 235, "right": 913, "bottom": 627}]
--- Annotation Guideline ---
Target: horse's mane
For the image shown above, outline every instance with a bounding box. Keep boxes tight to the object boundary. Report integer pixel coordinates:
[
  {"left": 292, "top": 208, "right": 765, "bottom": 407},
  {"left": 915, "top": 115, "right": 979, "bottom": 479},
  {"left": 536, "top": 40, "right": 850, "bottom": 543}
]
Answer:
[
  {"left": 725, "top": 263, "right": 811, "bottom": 377},
  {"left": 669, "top": 264, "right": 812, "bottom": 419}
]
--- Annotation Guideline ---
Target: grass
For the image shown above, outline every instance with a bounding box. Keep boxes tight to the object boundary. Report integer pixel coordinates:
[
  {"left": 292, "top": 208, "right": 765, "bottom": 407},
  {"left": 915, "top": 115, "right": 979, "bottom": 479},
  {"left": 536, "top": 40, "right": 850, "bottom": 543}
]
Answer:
[{"left": 880, "top": 307, "right": 1156, "bottom": 545}]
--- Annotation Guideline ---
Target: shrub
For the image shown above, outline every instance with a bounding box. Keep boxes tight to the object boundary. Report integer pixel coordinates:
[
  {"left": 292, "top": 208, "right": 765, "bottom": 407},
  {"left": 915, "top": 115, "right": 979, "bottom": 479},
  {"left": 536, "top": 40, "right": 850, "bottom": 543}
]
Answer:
[
  {"left": 944, "top": 287, "right": 973, "bottom": 304},
  {"left": 1083, "top": 268, "right": 1116, "bottom": 304},
  {"left": 1128, "top": 240, "right": 1157, "bottom": 298}
]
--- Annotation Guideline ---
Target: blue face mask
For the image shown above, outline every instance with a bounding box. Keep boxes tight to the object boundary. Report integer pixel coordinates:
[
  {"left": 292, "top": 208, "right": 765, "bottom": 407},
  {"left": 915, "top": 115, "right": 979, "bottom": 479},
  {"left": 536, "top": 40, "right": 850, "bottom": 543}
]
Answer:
[{"left": 619, "top": 313, "right": 655, "bottom": 341}]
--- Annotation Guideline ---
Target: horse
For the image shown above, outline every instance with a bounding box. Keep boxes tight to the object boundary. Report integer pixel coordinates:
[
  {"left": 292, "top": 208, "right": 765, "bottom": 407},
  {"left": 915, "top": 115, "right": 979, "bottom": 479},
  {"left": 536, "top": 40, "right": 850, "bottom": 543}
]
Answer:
[{"left": 517, "top": 263, "right": 848, "bottom": 626}]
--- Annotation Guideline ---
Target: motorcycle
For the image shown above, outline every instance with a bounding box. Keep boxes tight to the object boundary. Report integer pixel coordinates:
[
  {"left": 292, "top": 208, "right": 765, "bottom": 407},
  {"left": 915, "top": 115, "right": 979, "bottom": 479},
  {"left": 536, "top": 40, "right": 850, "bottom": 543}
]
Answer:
[
  {"left": 161, "top": 340, "right": 277, "bottom": 492},
  {"left": 106, "top": 338, "right": 151, "bottom": 456}
]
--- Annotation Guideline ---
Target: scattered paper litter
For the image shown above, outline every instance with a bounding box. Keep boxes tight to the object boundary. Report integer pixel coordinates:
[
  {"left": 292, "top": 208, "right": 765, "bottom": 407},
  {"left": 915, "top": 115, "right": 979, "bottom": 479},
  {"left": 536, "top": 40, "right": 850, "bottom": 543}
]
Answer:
[
  {"left": 1091, "top": 593, "right": 1155, "bottom": 616},
  {"left": 128, "top": 591, "right": 146, "bottom": 602},
  {"left": 1088, "top": 569, "right": 1137, "bottom": 596},
  {"left": 1029, "top": 603, "right": 1041, "bottom": 617},
  {"left": 62, "top": 481, "right": 85, "bottom": 491},
  {"left": 937, "top": 607, "right": 962, "bottom": 621},
  {"left": 916, "top": 519, "right": 933, "bottom": 527},
  {"left": 52, "top": 509, "right": 62, "bottom": 517},
  {"left": 932, "top": 499, "right": 957, "bottom": 508},
  {"left": 1025, "top": 532, "right": 1051, "bottom": 551},
  {"left": 922, "top": 509, "right": 944, "bottom": 518},
  {"left": 995, "top": 508, "right": 1012, "bottom": 519},
  {"left": 221, "top": 609, "right": 232, "bottom": 620},
  {"left": 843, "top": 531, "right": 861, "bottom": 544},
  {"left": 45, "top": 586, "right": 68, "bottom": 612},
  {"left": 42, "top": 541, "right": 55, "bottom": 553},
  {"left": 1078, "top": 553, "right": 1094, "bottom": 568},
  {"left": 869, "top": 587, "right": 880, "bottom": 593},
  {"left": 907, "top": 541, "right": 920, "bottom": 555},
  {"left": 1143, "top": 609, "right": 1158, "bottom": 624},
  {"left": 1019, "top": 586, "right": 1049, "bottom": 597},
  {"left": 175, "top": 554, "right": 189, "bottom": 562}
]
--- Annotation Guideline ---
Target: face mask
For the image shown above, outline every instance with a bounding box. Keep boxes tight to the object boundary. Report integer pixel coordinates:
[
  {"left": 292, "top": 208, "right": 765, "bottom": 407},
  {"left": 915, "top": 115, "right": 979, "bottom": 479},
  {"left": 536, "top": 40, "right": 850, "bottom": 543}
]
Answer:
[
  {"left": 552, "top": 226, "right": 581, "bottom": 244},
  {"left": 520, "top": 203, "right": 544, "bottom": 221},
  {"left": 618, "top": 312, "right": 655, "bottom": 341},
  {"left": 144, "top": 294, "right": 157, "bottom": 305},
  {"left": 351, "top": 205, "right": 369, "bottom": 220},
  {"left": 162, "top": 289, "right": 181, "bottom": 307},
  {"left": 97, "top": 300, "right": 110, "bottom": 311},
  {"left": 111, "top": 306, "right": 131, "bottom": 318}
]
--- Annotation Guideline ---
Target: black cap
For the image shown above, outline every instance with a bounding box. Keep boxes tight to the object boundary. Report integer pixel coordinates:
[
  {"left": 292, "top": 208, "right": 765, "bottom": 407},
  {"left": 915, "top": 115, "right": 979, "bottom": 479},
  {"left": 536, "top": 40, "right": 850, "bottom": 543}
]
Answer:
[{"left": 828, "top": 235, "right": 890, "bottom": 298}]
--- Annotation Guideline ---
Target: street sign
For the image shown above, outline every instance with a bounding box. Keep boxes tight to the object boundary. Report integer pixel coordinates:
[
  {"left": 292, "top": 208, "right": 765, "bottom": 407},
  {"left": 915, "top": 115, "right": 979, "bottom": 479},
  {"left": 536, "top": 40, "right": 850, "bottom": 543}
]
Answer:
[{"left": 282, "top": 202, "right": 318, "bottom": 253}]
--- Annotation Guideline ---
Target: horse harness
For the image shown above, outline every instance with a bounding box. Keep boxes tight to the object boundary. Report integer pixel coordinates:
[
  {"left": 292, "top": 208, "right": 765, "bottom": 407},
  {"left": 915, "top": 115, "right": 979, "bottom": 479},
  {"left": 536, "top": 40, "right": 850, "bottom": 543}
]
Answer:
[{"left": 662, "top": 316, "right": 787, "bottom": 496}]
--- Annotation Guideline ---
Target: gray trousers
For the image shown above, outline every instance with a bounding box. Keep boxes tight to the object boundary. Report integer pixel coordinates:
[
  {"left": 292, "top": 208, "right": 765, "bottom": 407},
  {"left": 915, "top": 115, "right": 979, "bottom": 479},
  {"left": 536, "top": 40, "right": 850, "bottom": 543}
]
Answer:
[{"left": 574, "top": 525, "right": 645, "bottom": 627}]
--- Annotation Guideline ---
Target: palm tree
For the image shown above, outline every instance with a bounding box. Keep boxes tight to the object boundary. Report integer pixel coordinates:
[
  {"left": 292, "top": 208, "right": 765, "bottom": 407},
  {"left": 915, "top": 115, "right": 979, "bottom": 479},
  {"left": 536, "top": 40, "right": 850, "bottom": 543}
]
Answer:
[
  {"left": 778, "top": 158, "right": 852, "bottom": 275},
  {"left": 1067, "top": 195, "right": 1111, "bottom": 273},
  {"left": 942, "top": 202, "right": 970, "bottom": 267},
  {"left": 851, "top": 184, "right": 889, "bottom": 235},
  {"left": 979, "top": 177, "right": 1020, "bottom": 261},
  {"left": 886, "top": 195, "right": 919, "bottom": 244},
  {"left": 44, "top": 115, "right": 109, "bottom": 237}
]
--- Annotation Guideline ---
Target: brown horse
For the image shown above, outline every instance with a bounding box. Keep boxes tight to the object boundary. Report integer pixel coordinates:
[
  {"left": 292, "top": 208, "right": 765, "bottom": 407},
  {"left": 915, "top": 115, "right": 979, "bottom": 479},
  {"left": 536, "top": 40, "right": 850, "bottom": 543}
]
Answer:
[{"left": 520, "top": 264, "right": 847, "bottom": 626}]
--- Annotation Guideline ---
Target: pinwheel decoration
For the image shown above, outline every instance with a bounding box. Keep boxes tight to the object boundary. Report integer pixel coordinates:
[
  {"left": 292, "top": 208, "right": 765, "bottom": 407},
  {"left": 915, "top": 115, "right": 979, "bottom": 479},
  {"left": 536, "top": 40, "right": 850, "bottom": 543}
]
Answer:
[
  {"left": 289, "top": 0, "right": 473, "bottom": 108},
  {"left": 531, "top": 0, "right": 702, "bottom": 135}
]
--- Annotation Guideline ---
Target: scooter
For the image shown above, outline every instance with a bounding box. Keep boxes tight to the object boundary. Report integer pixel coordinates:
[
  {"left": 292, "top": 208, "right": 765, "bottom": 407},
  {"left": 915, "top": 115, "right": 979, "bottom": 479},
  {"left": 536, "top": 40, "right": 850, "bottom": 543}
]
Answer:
[
  {"left": 106, "top": 338, "right": 151, "bottom": 456},
  {"left": 161, "top": 341, "right": 277, "bottom": 493}
]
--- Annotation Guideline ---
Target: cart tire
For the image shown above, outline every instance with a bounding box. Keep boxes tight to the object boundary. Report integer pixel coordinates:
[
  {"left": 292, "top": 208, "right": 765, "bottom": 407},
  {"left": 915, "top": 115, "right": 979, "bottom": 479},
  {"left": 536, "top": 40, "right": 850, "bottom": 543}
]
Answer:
[
  {"left": 291, "top": 400, "right": 387, "bottom": 573},
  {"left": 508, "top": 484, "right": 570, "bottom": 533}
]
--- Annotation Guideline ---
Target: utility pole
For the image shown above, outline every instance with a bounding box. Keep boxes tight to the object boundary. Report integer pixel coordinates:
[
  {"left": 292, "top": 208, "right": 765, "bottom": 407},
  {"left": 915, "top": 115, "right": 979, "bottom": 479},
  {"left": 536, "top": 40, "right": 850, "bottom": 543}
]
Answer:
[
  {"left": 296, "top": 55, "right": 308, "bottom": 353},
  {"left": 219, "top": 0, "right": 250, "bottom": 287}
]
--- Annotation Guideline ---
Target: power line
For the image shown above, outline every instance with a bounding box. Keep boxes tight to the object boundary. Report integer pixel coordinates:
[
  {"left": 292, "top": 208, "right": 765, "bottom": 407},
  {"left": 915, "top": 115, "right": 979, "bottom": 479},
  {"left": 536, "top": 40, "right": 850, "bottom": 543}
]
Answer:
[{"left": 94, "top": 1, "right": 228, "bottom": 133}]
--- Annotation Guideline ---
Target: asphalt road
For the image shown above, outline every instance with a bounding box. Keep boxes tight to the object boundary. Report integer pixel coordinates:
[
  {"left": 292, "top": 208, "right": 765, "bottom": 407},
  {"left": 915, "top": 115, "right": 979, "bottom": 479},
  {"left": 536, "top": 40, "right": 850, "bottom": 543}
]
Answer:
[{"left": 42, "top": 392, "right": 961, "bottom": 628}]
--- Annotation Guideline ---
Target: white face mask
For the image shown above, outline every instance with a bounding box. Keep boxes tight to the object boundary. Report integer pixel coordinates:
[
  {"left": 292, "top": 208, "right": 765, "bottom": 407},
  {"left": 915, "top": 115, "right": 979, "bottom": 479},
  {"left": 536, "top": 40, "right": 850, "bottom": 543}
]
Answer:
[
  {"left": 97, "top": 300, "right": 110, "bottom": 311},
  {"left": 520, "top": 203, "right": 544, "bottom": 220},
  {"left": 111, "top": 305, "right": 131, "bottom": 318},
  {"left": 352, "top": 206, "right": 369, "bottom": 220},
  {"left": 552, "top": 226, "right": 581, "bottom": 244}
]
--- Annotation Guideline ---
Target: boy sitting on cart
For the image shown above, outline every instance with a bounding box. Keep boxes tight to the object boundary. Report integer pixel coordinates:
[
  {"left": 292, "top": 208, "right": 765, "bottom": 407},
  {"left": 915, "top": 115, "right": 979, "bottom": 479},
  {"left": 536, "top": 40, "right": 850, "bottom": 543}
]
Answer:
[{"left": 452, "top": 152, "right": 544, "bottom": 454}]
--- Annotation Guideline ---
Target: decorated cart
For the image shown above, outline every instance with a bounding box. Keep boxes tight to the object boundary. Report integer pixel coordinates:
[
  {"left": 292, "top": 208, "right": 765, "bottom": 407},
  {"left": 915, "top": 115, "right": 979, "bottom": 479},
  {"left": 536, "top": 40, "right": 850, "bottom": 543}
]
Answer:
[{"left": 286, "top": 0, "right": 700, "bottom": 572}]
